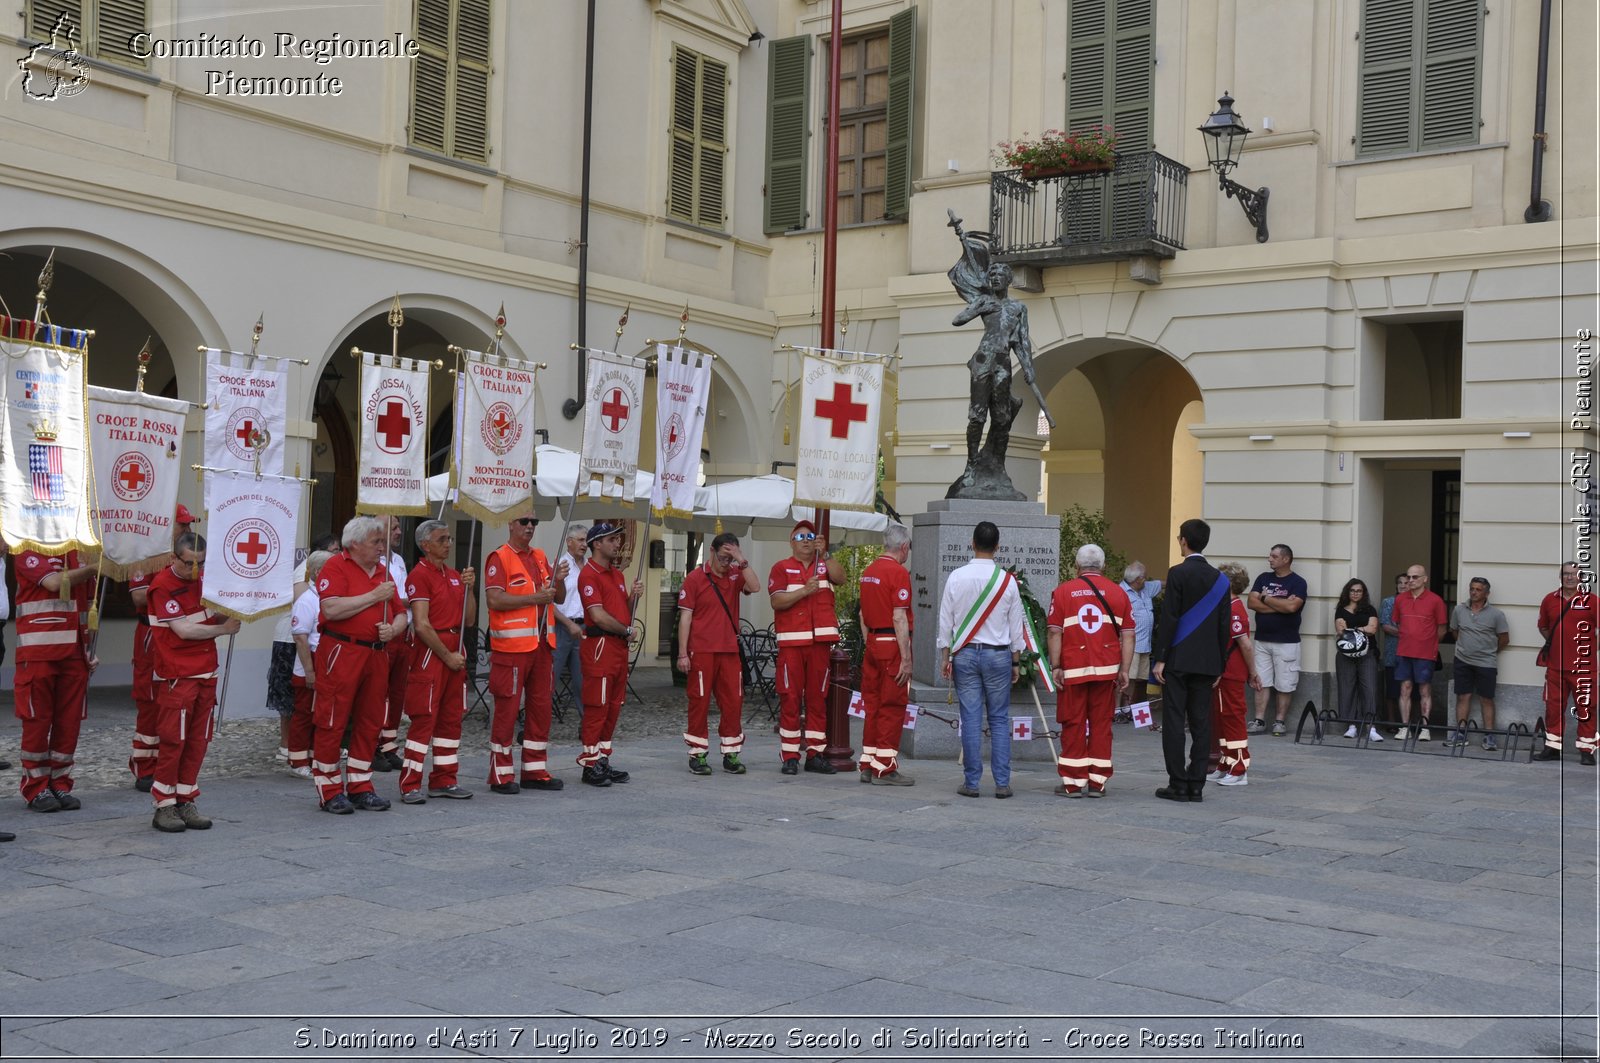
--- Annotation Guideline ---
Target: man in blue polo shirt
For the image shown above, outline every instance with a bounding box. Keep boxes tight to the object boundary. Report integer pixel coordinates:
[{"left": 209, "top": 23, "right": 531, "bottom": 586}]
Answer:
[{"left": 1247, "top": 544, "right": 1307, "bottom": 737}]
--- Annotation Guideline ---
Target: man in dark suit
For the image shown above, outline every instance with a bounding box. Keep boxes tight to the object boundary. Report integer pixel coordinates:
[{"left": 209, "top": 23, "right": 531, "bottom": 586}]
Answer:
[{"left": 1151, "top": 518, "right": 1233, "bottom": 802}]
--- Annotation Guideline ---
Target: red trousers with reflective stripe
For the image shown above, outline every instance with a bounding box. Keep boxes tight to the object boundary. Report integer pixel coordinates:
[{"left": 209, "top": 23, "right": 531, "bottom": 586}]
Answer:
[
  {"left": 859, "top": 638, "right": 907, "bottom": 776},
  {"left": 310, "top": 639, "right": 388, "bottom": 803},
  {"left": 13, "top": 656, "right": 89, "bottom": 802},
  {"left": 402, "top": 636, "right": 468, "bottom": 791},
  {"left": 685, "top": 650, "right": 744, "bottom": 754},
  {"left": 489, "top": 648, "right": 554, "bottom": 783},
  {"left": 151, "top": 677, "right": 216, "bottom": 808},
  {"left": 776, "top": 644, "right": 830, "bottom": 760},
  {"left": 578, "top": 635, "right": 628, "bottom": 766},
  {"left": 1543, "top": 668, "right": 1599, "bottom": 752},
  {"left": 1212, "top": 677, "right": 1251, "bottom": 776},
  {"left": 379, "top": 636, "right": 413, "bottom": 754},
  {"left": 1056, "top": 680, "right": 1116, "bottom": 792},
  {"left": 129, "top": 624, "right": 158, "bottom": 779},
  {"left": 287, "top": 676, "right": 314, "bottom": 770}
]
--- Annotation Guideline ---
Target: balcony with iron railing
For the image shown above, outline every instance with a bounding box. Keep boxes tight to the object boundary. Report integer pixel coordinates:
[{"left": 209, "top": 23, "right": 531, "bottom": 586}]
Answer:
[{"left": 989, "top": 151, "right": 1188, "bottom": 268}]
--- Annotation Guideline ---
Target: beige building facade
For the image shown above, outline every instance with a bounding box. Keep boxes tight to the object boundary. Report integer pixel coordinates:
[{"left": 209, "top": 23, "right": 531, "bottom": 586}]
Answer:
[{"left": 2, "top": 0, "right": 1594, "bottom": 722}]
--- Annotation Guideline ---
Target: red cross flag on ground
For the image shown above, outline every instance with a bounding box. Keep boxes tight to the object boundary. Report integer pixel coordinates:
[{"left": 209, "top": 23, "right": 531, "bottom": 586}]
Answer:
[
  {"left": 794, "top": 351, "right": 883, "bottom": 511},
  {"left": 87, "top": 386, "right": 190, "bottom": 579},
  {"left": 1011, "top": 717, "right": 1034, "bottom": 741},
  {"left": 202, "top": 349, "right": 286, "bottom": 510},
  {"left": 355, "top": 352, "right": 432, "bottom": 515},
  {"left": 453, "top": 347, "right": 537, "bottom": 522},
  {"left": 200, "top": 469, "right": 301, "bottom": 621},
  {"left": 1129, "top": 700, "right": 1154, "bottom": 728},
  {"left": 578, "top": 349, "right": 646, "bottom": 501}
]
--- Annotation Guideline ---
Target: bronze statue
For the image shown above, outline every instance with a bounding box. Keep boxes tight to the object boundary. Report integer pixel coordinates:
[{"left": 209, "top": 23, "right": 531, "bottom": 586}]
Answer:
[{"left": 945, "top": 210, "right": 1053, "bottom": 500}]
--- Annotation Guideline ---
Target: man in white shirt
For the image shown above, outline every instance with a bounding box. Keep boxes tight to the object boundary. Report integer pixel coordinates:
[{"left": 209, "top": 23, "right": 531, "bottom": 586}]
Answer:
[
  {"left": 553, "top": 524, "right": 588, "bottom": 718},
  {"left": 936, "top": 521, "right": 1025, "bottom": 799}
]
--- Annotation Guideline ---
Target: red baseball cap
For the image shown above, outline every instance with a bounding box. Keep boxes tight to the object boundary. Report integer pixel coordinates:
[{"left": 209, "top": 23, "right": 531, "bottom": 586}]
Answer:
[
  {"left": 175, "top": 504, "right": 200, "bottom": 524},
  {"left": 791, "top": 520, "right": 817, "bottom": 536}
]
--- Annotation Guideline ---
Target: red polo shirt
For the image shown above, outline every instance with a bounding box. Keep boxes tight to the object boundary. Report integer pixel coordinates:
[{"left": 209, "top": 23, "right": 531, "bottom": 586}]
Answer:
[
  {"left": 148, "top": 566, "right": 225, "bottom": 678},
  {"left": 859, "top": 555, "right": 912, "bottom": 634},
  {"left": 407, "top": 559, "right": 466, "bottom": 632},
  {"left": 578, "top": 559, "right": 631, "bottom": 631},
  {"left": 678, "top": 564, "right": 744, "bottom": 653},
  {"left": 317, "top": 553, "right": 393, "bottom": 641}
]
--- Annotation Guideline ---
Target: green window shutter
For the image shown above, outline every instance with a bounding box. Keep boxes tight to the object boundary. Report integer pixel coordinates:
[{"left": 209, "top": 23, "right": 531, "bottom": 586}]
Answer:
[
  {"left": 764, "top": 34, "right": 812, "bottom": 233},
  {"left": 882, "top": 6, "right": 916, "bottom": 220},
  {"left": 411, "top": 0, "right": 451, "bottom": 154},
  {"left": 1065, "top": 0, "right": 1108, "bottom": 134},
  {"left": 27, "top": 0, "right": 81, "bottom": 43},
  {"left": 93, "top": 0, "right": 147, "bottom": 67},
  {"left": 698, "top": 57, "right": 728, "bottom": 227},
  {"left": 453, "top": 0, "right": 492, "bottom": 162},
  {"left": 668, "top": 46, "right": 700, "bottom": 223},
  {"left": 1358, "top": 0, "right": 1419, "bottom": 156},
  {"left": 1419, "top": 0, "right": 1481, "bottom": 148},
  {"left": 1110, "top": 0, "right": 1151, "bottom": 152}
]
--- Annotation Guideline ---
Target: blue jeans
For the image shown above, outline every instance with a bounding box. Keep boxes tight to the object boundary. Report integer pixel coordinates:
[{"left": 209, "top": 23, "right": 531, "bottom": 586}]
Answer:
[
  {"left": 954, "top": 644, "right": 1012, "bottom": 787},
  {"left": 554, "top": 622, "right": 584, "bottom": 717}
]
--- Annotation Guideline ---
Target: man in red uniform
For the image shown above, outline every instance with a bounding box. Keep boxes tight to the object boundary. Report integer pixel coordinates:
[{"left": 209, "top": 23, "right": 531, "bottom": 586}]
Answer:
[
  {"left": 677, "top": 531, "right": 759, "bottom": 775},
  {"left": 12, "top": 549, "right": 97, "bottom": 812},
  {"left": 1536, "top": 561, "right": 1599, "bottom": 764},
  {"left": 577, "top": 521, "right": 642, "bottom": 787},
  {"left": 375, "top": 516, "right": 412, "bottom": 772},
  {"left": 858, "top": 521, "right": 914, "bottom": 785},
  {"left": 400, "top": 519, "right": 477, "bottom": 803},
  {"left": 768, "top": 520, "right": 844, "bottom": 775},
  {"left": 1207, "top": 562, "right": 1262, "bottom": 786},
  {"left": 312, "top": 516, "right": 406, "bottom": 813},
  {"left": 145, "top": 533, "right": 239, "bottom": 831},
  {"left": 126, "top": 504, "right": 197, "bottom": 791},
  {"left": 1047, "top": 544, "right": 1133, "bottom": 797},
  {"left": 484, "top": 512, "right": 567, "bottom": 794}
]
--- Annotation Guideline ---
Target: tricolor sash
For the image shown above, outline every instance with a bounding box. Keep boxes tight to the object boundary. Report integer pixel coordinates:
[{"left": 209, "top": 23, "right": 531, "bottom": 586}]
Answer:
[{"left": 950, "top": 564, "right": 1011, "bottom": 652}]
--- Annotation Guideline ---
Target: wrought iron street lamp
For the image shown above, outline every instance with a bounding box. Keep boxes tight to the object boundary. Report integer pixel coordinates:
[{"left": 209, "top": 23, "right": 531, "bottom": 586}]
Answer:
[{"left": 1197, "top": 91, "right": 1269, "bottom": 243}]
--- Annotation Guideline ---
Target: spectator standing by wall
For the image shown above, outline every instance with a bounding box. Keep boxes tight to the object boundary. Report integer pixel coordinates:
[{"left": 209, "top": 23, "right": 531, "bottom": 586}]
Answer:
[
  {"left": 1333, "top": 578, "right": 1383, "bottom": 742},
  {"left": 1447, "top": 577, "right": 1509, "bottom": 749},
  {"left": 1392, "top": 564, "right": 1448, "bottom": 741},
  {"left": 1247, "top": 545, "right": 1307, "bottom": 737}
]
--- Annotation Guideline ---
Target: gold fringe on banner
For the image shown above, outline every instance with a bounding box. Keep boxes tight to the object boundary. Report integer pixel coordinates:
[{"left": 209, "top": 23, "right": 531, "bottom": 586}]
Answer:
[
  {"left": 203, "top": 599, "right": 292, "bottom": 625},
  {"left": 452, "top": 494, "right": 536, "bottom": 526}
]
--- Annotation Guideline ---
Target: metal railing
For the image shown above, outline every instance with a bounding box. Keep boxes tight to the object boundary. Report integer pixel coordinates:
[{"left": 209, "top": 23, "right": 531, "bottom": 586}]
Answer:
[{"left": 989, "top": 151, "right": 1188, "bottom": 266}]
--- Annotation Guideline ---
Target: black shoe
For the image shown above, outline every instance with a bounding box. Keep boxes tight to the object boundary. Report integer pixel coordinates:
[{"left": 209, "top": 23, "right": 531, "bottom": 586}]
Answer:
[
  {"left": 780, "top": 759, "right": 799, "bottom": 776},
  {"left": 134, "top": 775, "right": 153, "bottom": 793},
  {"left": 804, "top": 754, "right": 837, "bottom": 775},
  {"left": 0, "top": 758, "right": 10, "bottom": 770},
  {"left": 1189, "top": 789, "right": 1204, "bottom": 802},
  {"left": 348, "top": 791, "right": 391, "bottom": 811},
  {"left": 521, "top": 775, "right": 565, "bottom": 791},
  {"left": 0, "top": 831, "right": 15, "bottom": 842},
  {"left": 489, "top": 781, "right": 522, "bottom": 795},
  {"left": 722, "top": 754, "right": 747, "bottom": 775},
  {"left": 688, "top": 754, "right": 713, "bottom": 777},
  {"left": 371, "top": 750, "right": 395, "bottom": 772},
  {"left": 1533, "top": 747, "right": 1562, "bottom": 761},
  {"left": 50, "top": 789, "right": 81, "bottom": 811},
  {"left": 600, "top": 758, "right": 630, "bottom": 784},
  {"left": 1154, "top": 786, "right": 1189, "bottom": 803},
  {"left": 581, "top": 766, "right": 612, "bottom": 787},
  {"left": 27, "top": 792, "right": 61, "bottom": 813},
  {"left": 321, "top": 793, "right": 354, "bottom": 815},
  {"left": 1582, "top": 751, "right": 1596, "bottom": 766}
]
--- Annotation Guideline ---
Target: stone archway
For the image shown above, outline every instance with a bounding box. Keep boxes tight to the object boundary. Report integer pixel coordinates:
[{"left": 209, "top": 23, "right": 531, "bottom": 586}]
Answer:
[{"left": 1034, "top": 339, "right": 1204, "bottom": 572}]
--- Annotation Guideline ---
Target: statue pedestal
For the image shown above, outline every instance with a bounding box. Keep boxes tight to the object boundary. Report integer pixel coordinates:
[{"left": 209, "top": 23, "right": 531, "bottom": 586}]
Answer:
[{"left": 900, "top": 499, "right": 1060, "bottom": 763}]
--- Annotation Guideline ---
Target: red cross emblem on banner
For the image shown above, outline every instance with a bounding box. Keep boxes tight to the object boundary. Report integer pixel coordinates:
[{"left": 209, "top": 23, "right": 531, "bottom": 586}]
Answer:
[
  {"left": 601, "top": 389, "right": 630, "bottom": 432},
  {"left": 118, "top": 463, "right": 147, "bottom": 493},
  {"left": 234, "top": 420, "right": 257, "bottom": 449},
  {"left": 235, "top": 531, "right": 269, "bottom": 565},
  {"left": 376, "top": 400, "right": 411, "bottom": 451},
  {"left": 814, "top": 381, "right": 868, "bottom": 439},
  {"left": 491, "top": 409, "right": 511, "bottom": 438}
]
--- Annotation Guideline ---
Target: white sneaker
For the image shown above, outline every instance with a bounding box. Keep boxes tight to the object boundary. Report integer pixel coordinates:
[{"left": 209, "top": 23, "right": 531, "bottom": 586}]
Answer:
[
  {"left": 1368, "top": 727, "right": 1384, "bottom": 742},
  {"left": 1343, "top": 725, "right": 1357, "bottom": 738},
  {"left": 291, "top": 765, "right": 312, "bottom": 778},
  {"left": 1218, "top": 772, "right": 1248, "bottom": 786},
  {"left": 1205, "top": 769, "right": 1227, "bottom": 783},
  {"left": 1418, "top": 728, "right": 1432, "bottom": 742}
]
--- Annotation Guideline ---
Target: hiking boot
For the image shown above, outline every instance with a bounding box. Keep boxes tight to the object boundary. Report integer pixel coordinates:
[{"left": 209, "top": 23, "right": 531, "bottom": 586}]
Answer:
[
  {"left": 688, "top": 754, "right": 713, "bottom": 777},
  {"left": 321, "top": 793, "right": 355, "bottom": 814},
  {"left": 780, "top": 759, "right": 799, "bottom": 776},
  {"left": 50, "top": 789, "right": 81, "bottom": 811},
  {"left": 804, "top": 754, "right": 837, "bottom": 775},
  {"left": 134, "top": 775, "right": 153, "bottom": 793},
  {"left": 1533, "top": 747, "right": 1562, "bottom": 761},
  {"left": 581, "top": 765, "right": 612, "bottom": 787},
  {"left": 869, "top": 770, "right": 914, "bottom": 786},
  {"left": 957, "top": 783, "right": 980, "bottom": 797},
  {"left": 151, "top": 805, "right": 186, "bottom": 832},
  {"left": 599, "top": 758, "right": 630, "bottom": 784},
  {"left": 27, "top": 792, "right": 61, "bottom": 813},
  {"left": 348, "top": 791, "right": 391, "bottom": 811},
  {"left": 722, "top": 754, "right": 747, "bottom": 775},
  {"left": 521, "top": 774, "right": 565, "bottom": 791},
  {"left": 1582, "top": 750, "right": 1597, "bottom": 767},
  {"left": 371, "top": 751, "right": 394, "bottom": 772},
  {"left": 175, "top": 802, "right": 212, "bottom": 829},
  {"left": 489, "top": 781, "right": 522, "bottom": 795}
]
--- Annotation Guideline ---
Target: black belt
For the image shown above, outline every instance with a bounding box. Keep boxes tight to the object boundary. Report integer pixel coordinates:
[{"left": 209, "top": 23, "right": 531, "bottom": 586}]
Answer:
[
  {"left": 868, "top": 626, "right": 895, "bottom": 635},
  {"left": 585, "top": 626, "right": 626, "bottom": 639},
  {"left": 964, "top": 641, "right": 1010, "bottom": 651},
  {"left": 319, "top": 629, "right": 385, "bottom": 652}
]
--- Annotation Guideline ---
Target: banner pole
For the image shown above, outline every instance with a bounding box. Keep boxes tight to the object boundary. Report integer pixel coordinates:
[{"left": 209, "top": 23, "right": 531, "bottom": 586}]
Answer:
[
  {"left": 214, "top": 633, "right": 235, "bottom": 732},
  {"left": 1027, "top": 680, "right": 1060, "bottom": 767}
]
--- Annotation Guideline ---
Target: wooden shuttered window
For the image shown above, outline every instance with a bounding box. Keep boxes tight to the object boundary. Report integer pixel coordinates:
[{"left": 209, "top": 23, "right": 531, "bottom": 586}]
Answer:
[
  {"left": 668, "top": 46, "right": 729, "bottom": 230},
  {"left": 882, "top": 6, "right": 915, "bottom": 221},
  {"left": 27, "top": 0, "right": 148, "bottom": 68},
  {"left": 1065, "top": 0, "right": 1152, "bottom": 239},
  {"left": 1358, "top": 0, "right": 1482, "bottom": 157},
  {"left": 765, "top": 35, "right": 812, "bottom": 233},
  {"left": 410, "top": 0, "right": 493, "bottom": 164}
]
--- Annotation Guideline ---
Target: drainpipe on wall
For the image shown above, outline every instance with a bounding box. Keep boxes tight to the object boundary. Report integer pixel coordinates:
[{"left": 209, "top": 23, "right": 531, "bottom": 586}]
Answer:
[
  {"left": 1524, "top": 0, "right": 1554, "bottom": 223},
  {"left": 563, "top": 0, "right": 598, "bottom": 418}
]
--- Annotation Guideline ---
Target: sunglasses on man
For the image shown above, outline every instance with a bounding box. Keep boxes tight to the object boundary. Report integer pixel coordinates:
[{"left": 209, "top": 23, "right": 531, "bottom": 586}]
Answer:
[{"left": 792, "top": 531, "right": 817, "bottom": 542}]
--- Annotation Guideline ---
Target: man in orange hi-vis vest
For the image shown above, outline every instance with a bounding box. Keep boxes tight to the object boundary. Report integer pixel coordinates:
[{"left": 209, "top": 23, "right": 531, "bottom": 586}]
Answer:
[{"left": 484, "top": 513, "right": 568, "bottom": 794}]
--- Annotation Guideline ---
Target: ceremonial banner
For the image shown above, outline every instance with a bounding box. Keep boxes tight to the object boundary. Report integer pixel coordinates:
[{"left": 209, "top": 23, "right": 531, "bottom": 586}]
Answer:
[
  {"left": 200, "top": 469, "right": 301, "bottom": 621},
  {"left": 202, "top": 350, "right": 286, "bottom": 508},
  {"left": 87, "top": 386, "right": 189, "bottom": 577},
  {"left": 794, "top": 352, "right": 883, "bottom": 511},
  {"left": 579, "top": 349, "right": 645, "bottom": 501},
  {"left": 356, "top": 354, "right": 431, "bottom": 515},
  {"left": 0, "top": 331, "right": 98, "bottom": 554},
  {"left": 650, "top": 343, "right": 710, "bottom": 519},
  {"left": 455, "top": 349, "right": 537, "bottom": 521}
]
